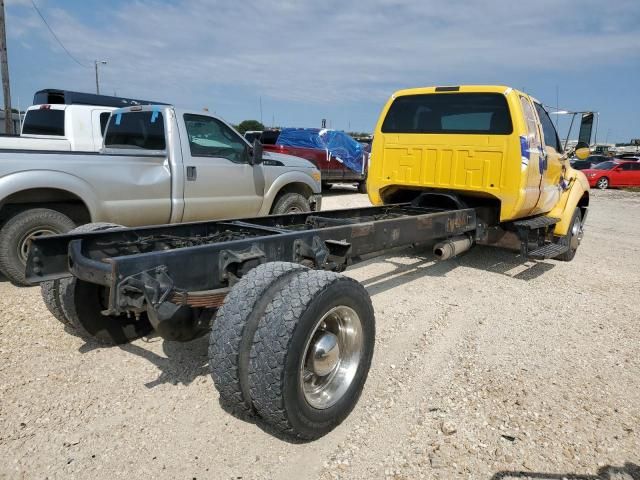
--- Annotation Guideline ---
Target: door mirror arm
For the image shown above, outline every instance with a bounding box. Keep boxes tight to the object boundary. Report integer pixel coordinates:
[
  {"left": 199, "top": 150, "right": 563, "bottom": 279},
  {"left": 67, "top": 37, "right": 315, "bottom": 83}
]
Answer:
[{"left": 250, "top": 139, "right": 263, "bottom": 166}]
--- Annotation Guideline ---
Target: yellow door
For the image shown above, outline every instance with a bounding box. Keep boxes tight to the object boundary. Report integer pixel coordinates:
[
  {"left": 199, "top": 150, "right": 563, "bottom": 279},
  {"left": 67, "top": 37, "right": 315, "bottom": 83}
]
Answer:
[
  {"left": 518, "top": 95, "right": 543, "bottom": 213},
  {"left": 533, "top": 102, "right": 564, "bottom": 214}
]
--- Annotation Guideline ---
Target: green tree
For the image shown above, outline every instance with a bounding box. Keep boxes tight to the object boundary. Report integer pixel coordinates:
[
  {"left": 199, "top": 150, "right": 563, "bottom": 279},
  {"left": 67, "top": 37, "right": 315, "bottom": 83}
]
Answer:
[{"left": 237, "top": 119, "right": 264, "bottom": 134}]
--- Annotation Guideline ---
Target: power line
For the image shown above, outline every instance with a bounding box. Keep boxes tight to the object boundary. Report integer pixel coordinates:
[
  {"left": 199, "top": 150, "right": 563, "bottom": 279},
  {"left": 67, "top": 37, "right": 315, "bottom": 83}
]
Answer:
[{"left": 30, "top": 0, "right": 90, "bottom": 68}]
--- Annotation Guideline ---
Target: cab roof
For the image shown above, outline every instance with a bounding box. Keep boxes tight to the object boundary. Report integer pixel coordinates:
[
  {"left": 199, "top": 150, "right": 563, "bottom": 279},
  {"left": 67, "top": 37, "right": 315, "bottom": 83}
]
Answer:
[{"left": 391, "top": 85, "right": 524, "bottom": 98}]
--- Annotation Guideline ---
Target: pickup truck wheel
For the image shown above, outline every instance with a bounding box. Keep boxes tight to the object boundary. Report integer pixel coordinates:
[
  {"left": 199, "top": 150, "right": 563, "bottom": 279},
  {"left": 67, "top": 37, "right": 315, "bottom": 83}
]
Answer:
[
  {"left": 41, "top": 280, "right": 68, "bottom": 325},
  {"left": 271, "top": 193, "right": 311, "bottom": 215},
  {"left": 59, "top": 278, "right": 152, "bottom": 345},
  {"left": 0, "top": 208, "right": 76, "bottom": 286},
  {"left": 41, "top": 223, "right": 122, "bottom": 326},
  {"left": 357, "top": 181, "right": 367, "bottom": 194},
  {"left": 248, "top": 270, "right": 375, "bottom": 440},
  {"left": 209, "top": 262, "right": 308, "bottom": 416},
  {"left": 556, "top": 208, "right": 583, "bottom": 262},
  {"left": 50, "top": 222, "right": 150, "bottom": 345}
]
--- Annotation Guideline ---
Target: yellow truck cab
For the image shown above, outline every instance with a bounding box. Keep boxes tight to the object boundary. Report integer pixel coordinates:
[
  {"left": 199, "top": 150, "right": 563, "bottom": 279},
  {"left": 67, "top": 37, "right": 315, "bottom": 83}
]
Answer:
[{"left": 368, "top": 85, "right": 590, "bottom": 261}]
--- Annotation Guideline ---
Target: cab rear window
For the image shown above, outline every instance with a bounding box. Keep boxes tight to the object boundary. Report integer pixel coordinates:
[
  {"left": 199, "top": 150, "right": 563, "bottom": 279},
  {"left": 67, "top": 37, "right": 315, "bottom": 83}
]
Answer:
[
  {"left": 381, "top": 93, "right": 512, "bottom": 135},
  {"left": 21, "top": 109, "right": 65, "bottom": 136},
  {"left": 104, "top": 111, "right": 166, "bottom": 150}
]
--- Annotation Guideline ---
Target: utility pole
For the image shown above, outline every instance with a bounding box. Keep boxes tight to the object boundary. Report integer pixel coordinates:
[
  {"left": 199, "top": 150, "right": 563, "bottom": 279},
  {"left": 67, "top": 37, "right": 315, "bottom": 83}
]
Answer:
[
  {"left": 94, "top": 60, "right": 107, "bottom": 94},
  {"left": 0, "top": 0, "right": 14, "bottom": 134}
]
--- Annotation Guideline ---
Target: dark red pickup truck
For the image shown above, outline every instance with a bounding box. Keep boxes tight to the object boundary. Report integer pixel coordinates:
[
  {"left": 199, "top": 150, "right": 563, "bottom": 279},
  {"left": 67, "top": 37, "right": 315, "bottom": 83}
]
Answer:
[{"left": 257, "top": 129, "right": 369, "bottom": 193}]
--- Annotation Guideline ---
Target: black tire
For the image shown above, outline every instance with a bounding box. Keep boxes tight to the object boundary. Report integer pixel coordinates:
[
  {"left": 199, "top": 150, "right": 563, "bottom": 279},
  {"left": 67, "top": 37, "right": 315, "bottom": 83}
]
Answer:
[
  {"left": 556, "top": 208, "right": 583, "bottom": 262},
  {"left": 55, "top": 222, "right": 151, "bottom": 345},
  {"left": 248, "top": 270, "right": 375, "bottom": 440},
  {"left": 0, "top": 208, "right": 75, "bottom": 286},
  {"left": 357, "top": 181, "right": 367, "bottom": 194},
  {"left": 41, "top": 223, "right": 121, "bottom": 326},
  {"left": 41, "top": 280, "right": 68, "bottom": 325},
  {"left": 270, "top": 193, "right": 311, "bottom": 215},
  {"left": 59, "top": 278, "right": 152, "bottom": 345},
  {"left": 596, "top": 177, "right": 609, "bottom": 190},
  {"left": 209, "top": 262, "right": 308, "bottom": 415}
]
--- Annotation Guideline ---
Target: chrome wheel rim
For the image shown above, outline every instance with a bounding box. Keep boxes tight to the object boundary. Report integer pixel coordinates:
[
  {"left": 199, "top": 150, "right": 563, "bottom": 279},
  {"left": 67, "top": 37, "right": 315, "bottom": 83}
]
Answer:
[
  {"left": 570, "top": 215, "right": 583, "bottom": 250},
  {"left": 17, "top": 227, "right": 57, "bottom": 264},
  {"left": 300, "top": 305, "right": 363, "bottom": 409},
  {"left": 597, "top": 178, "right": 608, "bottom": 189}
]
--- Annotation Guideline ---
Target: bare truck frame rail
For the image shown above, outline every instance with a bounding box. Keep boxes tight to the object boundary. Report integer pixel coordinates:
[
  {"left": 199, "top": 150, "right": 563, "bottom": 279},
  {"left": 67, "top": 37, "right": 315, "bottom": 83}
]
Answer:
[
  {"left": 26, "top": 197, "right": 483, "bottom": 440},
  {"left": 28, "top": 200, "right": 476, "bottom": 310}
]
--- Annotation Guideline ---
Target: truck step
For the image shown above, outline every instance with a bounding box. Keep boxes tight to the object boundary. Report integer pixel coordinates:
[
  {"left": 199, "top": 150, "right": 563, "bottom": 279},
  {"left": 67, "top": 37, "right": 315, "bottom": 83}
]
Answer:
[
  {"left": 527, "top": 243, "right": 569, "bottom": 260},
  {"left": 513, "top": 216, "right": 560, "bottom": 230}
]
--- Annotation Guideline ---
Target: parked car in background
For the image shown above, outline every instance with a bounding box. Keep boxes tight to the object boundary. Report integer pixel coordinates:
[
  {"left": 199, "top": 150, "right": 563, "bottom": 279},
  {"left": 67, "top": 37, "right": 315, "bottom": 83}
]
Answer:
[
  {"left": 570, "top": 154, "right": 612, "bottom": 170},
  {"left": 260, "top": 128, "right": 369, "bottom": 193},
  {"left": 582, "top": 160, "right": 640, "bottom": 189},
  {"left": 0, "top": 105, "right": 321, "bottom": 285},
  {"left": 0, "top": 104, "right": 115, "bottom": 152},
  {"left": 0, "top": 89, "right": 168, "bottom": 152},
  {"left": 616, "top": 153, "right": 640, "bottom": 161}
]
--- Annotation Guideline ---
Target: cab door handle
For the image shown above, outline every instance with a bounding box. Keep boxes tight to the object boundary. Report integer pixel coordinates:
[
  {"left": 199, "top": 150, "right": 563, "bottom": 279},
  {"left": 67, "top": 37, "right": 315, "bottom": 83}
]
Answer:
[{"left": 186, "top": 166, "right": 197, "bottom": 181}]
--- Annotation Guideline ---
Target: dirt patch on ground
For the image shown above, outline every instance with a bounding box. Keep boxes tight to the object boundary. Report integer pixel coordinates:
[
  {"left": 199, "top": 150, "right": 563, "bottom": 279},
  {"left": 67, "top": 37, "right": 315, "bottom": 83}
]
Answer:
[{"left": 1, "top": 188, "right": 638, "bottom": 479}]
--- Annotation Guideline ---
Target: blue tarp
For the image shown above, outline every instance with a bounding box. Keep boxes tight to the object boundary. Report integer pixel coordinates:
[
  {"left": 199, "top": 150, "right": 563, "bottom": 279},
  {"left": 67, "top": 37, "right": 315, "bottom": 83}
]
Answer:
[{"left": 276, "top": 128, "right": 365, "bottom": 174}]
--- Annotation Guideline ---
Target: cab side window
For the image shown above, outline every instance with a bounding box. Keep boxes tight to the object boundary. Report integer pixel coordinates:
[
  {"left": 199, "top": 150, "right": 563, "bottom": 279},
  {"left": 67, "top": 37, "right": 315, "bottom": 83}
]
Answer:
[
  {"left": 184, "top": 114, "right": 248, "bottom": 163},
  {"left": 99, "top": 112, "right": 110, "bottom": 135},
  {"left": 519, "top": 97, "right": 540, "bottom": 146},
  {"left": 534, "top": 103, "right": 562, "bottom": 152}
]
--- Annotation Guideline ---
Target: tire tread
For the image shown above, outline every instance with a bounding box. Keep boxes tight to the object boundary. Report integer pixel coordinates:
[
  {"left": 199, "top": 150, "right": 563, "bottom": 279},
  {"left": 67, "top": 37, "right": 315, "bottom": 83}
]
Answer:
[
  {"left": 248, "top": 270, "right": 372, "bottom": 439},
  {"left": 209, "top": 262, "right": 308, "bottom": 415}
]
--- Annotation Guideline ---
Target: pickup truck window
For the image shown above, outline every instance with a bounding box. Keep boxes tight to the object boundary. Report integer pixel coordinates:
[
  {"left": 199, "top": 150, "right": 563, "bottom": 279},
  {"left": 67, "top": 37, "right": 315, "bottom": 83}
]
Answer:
[
  {"left": 99, "top": 112, "right": 110, "bottom": 135},
  {"left": 519, "top": 96, "right": 541, "bottom": 146},
  {"left": 104, "top": 111, "right": 166, "bottom": 150},
  {"left": 381, "top": 93, "right": 512, "bottom": 135},
  {"left": 534, "top": 103, "right": 562, "bottom": 152},
  {"left": 184, "top": 114, "right": 247, "bottom": 163},
  {"left": 21, "top": 109, "right": 65, "bottom": 136}
]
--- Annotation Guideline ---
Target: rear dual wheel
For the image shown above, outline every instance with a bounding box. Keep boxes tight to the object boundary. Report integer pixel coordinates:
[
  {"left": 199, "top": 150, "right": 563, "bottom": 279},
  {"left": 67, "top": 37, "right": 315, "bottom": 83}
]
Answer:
[
  {"left": 209, "top": 263, "right": 375, "bottom": 440},
  {"left": 40, "top": 223, "right": 152, "bottom": 345}
]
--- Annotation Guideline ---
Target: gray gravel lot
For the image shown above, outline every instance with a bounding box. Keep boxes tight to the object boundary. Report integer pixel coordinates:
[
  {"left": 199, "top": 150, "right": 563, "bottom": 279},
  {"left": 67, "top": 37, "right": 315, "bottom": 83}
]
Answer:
[{"left": 1, "top": 187, "right": 639, "bottom": 480}]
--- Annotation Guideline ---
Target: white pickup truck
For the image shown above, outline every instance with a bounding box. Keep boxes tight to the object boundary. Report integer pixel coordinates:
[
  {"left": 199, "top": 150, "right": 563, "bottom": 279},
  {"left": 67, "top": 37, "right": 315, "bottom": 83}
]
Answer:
[
  {"left": 0, "top": 105, "right": 322, "bottom": 285},
  {"left": 0, "top": 104, "right": 115, "bottom": 152}
]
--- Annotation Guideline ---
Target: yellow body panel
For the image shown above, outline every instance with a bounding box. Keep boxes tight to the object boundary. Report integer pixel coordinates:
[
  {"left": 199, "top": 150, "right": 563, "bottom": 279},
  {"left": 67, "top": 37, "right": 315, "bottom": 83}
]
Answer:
[{"left": 368, "top": 85, "right": 589, "bottom": 235}]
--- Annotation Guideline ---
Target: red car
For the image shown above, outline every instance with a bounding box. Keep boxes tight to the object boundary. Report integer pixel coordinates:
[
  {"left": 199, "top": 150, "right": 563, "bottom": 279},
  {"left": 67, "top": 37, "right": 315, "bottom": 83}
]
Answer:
[{"left": 582, "top": 160, "right": 640, "bottom": 189}]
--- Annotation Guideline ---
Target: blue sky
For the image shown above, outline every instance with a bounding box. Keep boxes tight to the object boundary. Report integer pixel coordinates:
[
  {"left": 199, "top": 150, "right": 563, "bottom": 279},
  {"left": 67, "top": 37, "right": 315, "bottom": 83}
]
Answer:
[{"left": 5, "top": 0, "right": 640, "bottom": 142}]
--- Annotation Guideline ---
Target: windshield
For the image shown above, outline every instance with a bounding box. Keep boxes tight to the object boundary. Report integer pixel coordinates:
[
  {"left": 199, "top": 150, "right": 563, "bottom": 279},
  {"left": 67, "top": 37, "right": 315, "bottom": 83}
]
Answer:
[
  {"left": 381, "top": 93, "right": 512, "bottom": 135},
  {"left": 593, "top": 161, "right": 616, "bottom": 170}
]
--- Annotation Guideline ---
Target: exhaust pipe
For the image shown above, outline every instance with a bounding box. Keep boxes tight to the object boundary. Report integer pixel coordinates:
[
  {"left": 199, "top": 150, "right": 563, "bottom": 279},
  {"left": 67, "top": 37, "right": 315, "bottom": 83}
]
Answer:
[{"left": 433, "top": 236, "right": 473, "bottom": 261}]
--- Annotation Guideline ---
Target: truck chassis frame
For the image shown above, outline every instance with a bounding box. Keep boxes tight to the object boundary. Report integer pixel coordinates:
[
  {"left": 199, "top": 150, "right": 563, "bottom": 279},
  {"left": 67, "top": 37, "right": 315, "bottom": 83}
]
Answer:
[
  {"left": 28, "top": 198, "right": 478, "bottom": 317},
  {"left": 26, "top": 194, "right": 575, "bottom": 440}
]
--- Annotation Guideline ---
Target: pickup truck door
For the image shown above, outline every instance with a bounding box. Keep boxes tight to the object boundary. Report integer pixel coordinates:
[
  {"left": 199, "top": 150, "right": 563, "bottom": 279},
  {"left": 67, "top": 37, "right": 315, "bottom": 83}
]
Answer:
[
  {"left": 518, "top": 96, "right": 544, "bottom": 213},
  {"left": 180, "top": 114, "right": 264, "bottom": 221},
  {"left": 533, "top": 102, "right": 564, "bottom": 214}
]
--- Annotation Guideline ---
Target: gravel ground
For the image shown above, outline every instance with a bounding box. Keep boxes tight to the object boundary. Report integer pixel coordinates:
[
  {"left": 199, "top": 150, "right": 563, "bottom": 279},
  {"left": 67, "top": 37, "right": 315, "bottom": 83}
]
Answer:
[{"left": 1, "top": 187, "right": 639, "bottom": 480}]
